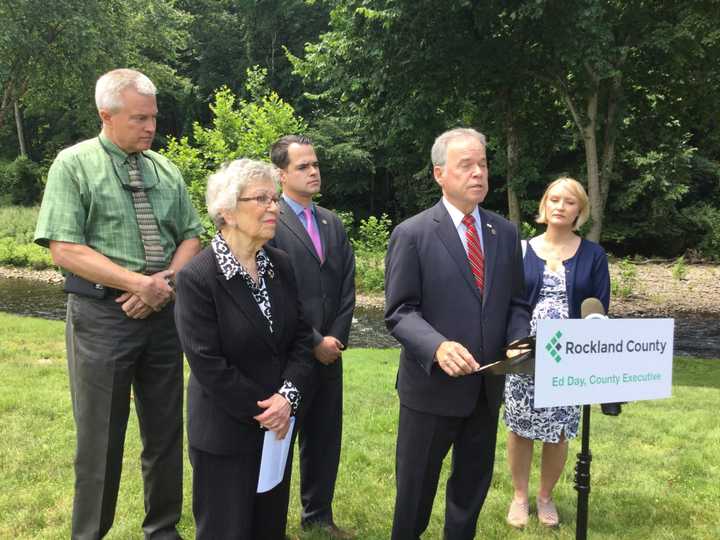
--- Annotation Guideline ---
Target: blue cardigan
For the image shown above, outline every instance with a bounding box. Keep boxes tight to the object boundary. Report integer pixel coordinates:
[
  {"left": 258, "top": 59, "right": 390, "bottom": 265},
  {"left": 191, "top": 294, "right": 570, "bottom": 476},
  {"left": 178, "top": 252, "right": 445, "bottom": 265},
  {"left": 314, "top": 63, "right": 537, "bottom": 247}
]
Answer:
[{"left": 523, "top": 238, "right": 610, "bottom": 319}]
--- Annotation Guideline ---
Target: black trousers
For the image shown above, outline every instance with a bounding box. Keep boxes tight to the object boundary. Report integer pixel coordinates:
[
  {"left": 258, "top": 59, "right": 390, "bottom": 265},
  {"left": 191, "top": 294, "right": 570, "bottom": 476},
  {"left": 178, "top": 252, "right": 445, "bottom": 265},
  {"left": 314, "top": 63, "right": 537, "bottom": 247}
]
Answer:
[
  {"left": 391, "top": 388, "right": 499, "bottom": 540},
  {"left": 298, "top": 363, "right": 343, "bottom": 526},
  {"left": 66, "top": 294, "right": 183, "bottom": 540},
  {"left": 189, "top": 433, "right": 295, "bottom": 540}
]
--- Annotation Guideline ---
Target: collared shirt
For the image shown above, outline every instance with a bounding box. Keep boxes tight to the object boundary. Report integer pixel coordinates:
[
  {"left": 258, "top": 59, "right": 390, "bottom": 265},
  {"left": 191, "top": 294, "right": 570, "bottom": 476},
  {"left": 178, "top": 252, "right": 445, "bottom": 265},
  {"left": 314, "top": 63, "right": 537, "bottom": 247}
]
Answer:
[
  {"left": 282, "top": 194, "right": 322, "bottom": 241},
  {"left": 34, "top": 133, "right": 203, "bottom": 273},
  {"left": 210, "top": 232, "right": 300, "bottom": 414},
  {"left": 211, "top": 232, "right": 275, "bottom": 332},
  {"left": 441, "top": 197, "right": 485, "bottom": 255}
]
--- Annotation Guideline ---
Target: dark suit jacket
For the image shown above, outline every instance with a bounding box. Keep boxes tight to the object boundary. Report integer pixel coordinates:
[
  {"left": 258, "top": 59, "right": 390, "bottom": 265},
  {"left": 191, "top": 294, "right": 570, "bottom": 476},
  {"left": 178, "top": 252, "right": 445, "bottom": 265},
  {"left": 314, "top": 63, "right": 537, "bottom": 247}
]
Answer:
[
  {"left": 267, "top": 199, "right": 355, "bottom": 369},
  {"left": 384, "top": 201, "right": 531, "bottom": 417},
  {"left": 175, "top": 245, "right": 315, "bottom": 455}
]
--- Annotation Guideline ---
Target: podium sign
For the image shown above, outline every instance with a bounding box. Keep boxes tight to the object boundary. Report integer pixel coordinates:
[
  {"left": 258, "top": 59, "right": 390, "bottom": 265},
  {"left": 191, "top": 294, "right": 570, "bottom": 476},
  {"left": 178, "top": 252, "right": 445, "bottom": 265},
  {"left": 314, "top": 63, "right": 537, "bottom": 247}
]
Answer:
[{"left": 535, "top": 319, "right": 674, "bottom": 408}]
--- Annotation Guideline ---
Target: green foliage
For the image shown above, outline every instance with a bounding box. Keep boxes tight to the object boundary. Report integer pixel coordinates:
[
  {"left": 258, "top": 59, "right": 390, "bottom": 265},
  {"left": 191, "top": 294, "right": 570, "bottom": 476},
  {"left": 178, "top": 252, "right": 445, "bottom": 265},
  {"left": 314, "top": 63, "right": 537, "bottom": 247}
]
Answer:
[
  {"left": 520, "top": 221, "right": 538, "bottom": 240},
  {"left": 352, "top": 214, "right": 391, "bottom": 292},
  {"left": 0, "top": 206, "right": 41, "bottom": 243},
  {"left": 352, "top": 214, "right": 391, "bottom": 254},
  {"left": 672, "top": 256, "right": 687, "bottom": 281},
  {"left": 0, "top": 206, "right": 52, "bottom": 268},
  {"left": 0, "top": 238, "right": 53, "bottom": 269},
  {"left": 0, "top": 0, "right": 192, "bottom": 163},
  {"left": 334, "top": 210, "right": 355, "bottom": 237},
  {"left": 611, "top": 258, "right": 638, "bottom": 298},
  {"left": 161, "top": 68, "right": 307, "bottom": 241},
  {"left": 0, "top": 157, "right": 45, "bottom": 205},
  {"left": 682, "top": 203, "right": 720, "bottom": 262}
]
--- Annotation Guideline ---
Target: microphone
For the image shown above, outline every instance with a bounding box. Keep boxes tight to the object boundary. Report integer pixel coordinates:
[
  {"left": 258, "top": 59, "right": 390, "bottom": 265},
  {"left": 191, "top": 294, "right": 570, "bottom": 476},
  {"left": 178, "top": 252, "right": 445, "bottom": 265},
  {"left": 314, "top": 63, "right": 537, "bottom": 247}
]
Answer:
[
  {"left": 581, "top": 297, "right": 623, "bottom": 416},
  {"left": 581, "top": 297, "right": 607, "bottom": 319}
]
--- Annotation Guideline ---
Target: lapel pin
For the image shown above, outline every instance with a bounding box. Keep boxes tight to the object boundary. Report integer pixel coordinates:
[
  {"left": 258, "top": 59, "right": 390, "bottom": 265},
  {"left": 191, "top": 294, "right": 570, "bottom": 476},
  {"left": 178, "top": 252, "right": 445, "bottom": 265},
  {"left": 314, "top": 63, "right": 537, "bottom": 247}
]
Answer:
[
  {"left": 322, "top": 219, "right": 328, "bottom": 225},
  {"left": 487, "top": 223, "right": 496, "bottom": 235}
]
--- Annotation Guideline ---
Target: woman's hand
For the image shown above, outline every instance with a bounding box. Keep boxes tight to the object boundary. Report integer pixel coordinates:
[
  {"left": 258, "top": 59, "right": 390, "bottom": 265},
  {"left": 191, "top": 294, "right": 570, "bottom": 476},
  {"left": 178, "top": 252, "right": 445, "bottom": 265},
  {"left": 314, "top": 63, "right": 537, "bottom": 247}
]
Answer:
[{"left": 254, "top": 393, "right": 291, "bottom": 440}]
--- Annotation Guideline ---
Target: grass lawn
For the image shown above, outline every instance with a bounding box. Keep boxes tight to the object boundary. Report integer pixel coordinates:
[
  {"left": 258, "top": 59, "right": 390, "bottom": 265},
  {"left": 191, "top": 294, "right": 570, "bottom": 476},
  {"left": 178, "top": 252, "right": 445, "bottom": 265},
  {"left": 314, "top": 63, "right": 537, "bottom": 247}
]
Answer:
[{"left": 1, "top": 312, "right": 718, "bottom": 539}]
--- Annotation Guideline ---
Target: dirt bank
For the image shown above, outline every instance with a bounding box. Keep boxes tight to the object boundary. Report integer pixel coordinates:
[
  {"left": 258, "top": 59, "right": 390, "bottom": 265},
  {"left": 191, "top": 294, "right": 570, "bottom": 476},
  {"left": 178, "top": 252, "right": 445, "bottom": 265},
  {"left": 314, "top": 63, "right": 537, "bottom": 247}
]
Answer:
[{"left": 2, "top": 262, "right": 719, "bottom": 317}]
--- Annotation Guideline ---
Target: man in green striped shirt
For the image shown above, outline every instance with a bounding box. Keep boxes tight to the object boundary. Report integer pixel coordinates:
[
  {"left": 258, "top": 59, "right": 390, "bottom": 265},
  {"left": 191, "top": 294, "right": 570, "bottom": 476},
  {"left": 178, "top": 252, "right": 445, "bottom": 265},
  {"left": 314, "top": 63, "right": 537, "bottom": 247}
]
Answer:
[{"left": 35, "top": 68, "right": 202, "bottom": 540}]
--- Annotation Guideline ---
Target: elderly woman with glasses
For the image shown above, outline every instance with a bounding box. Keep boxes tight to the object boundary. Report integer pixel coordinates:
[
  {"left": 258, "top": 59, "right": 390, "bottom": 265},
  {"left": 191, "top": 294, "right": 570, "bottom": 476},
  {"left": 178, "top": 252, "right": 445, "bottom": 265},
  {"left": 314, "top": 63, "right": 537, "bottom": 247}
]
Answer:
[{"left": 174, "top": 159, "right": 315, "bottom": 540}]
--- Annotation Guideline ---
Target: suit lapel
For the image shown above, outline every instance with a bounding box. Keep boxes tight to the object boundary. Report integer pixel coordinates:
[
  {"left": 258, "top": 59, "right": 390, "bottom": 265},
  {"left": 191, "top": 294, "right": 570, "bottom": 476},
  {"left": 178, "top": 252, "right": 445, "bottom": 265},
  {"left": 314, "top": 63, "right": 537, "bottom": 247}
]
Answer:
[
  {"left": 479, "top": 208, "right": 498, "bottom": 308},
  {"left": 264, "top": 259, "right": 285, "bottom": 343},
  {"left": 215, "top": 268, "right": 277, "bottom": 352},
  {"left": 278, "top": 199, "right": 322, "bottom": 264},
  {"left": 432, "top": 202, "right": 483, "bottom": 302}
]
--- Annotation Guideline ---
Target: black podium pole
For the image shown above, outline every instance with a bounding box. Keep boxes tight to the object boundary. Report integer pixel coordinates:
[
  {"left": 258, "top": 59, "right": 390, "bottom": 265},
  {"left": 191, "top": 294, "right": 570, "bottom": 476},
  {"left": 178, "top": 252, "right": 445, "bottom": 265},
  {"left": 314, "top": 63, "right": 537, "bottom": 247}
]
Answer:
[{"left": 574, "top": 404, "right": 592, "bottom": 540}]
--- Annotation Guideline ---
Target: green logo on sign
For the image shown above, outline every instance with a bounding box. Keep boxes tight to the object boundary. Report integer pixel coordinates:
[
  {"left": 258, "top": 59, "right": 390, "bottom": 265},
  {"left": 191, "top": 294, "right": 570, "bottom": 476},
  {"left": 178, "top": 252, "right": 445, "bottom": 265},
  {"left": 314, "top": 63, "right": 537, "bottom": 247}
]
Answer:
[{"left": 545, "top": 330, "right": 563, "bottom": 363}]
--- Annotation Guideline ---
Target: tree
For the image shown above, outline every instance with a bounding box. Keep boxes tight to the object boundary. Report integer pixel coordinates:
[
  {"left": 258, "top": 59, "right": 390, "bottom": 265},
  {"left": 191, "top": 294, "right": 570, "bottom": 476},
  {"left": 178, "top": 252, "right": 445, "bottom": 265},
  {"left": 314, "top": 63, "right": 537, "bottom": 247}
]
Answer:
[
  {"left": 294, "top": 0, "right": 720, "bottom": 245},
  {"left": 291, "top": 0, "right": 561, "bottom": 222},
  {"left": 0, "top": 0, "right": 191, "bottom": 161},
  {"left": 161, "top": 67, "right": 307, "bottom": 238},
  {"left": 176, "top": 0, "right": 329, "bottom": 109}
]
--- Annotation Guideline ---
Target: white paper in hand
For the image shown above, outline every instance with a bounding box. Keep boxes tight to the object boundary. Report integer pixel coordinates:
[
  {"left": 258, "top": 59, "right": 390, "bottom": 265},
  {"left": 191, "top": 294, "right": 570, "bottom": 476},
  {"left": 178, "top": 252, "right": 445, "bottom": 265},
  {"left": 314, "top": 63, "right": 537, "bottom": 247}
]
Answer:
[{"left": 256, "top": 417, "right": 295, "bottom": 493}]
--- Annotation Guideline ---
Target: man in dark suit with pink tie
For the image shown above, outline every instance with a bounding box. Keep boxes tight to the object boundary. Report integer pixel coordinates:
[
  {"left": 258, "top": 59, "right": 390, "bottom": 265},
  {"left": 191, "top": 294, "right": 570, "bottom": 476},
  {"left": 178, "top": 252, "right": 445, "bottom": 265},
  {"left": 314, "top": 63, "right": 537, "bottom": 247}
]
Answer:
[
  {"left": 268, "top": 135, "right": 356, "bottom": 539},
  {"left": 384, "top": 127, "right": 531, "bottom": 540}
]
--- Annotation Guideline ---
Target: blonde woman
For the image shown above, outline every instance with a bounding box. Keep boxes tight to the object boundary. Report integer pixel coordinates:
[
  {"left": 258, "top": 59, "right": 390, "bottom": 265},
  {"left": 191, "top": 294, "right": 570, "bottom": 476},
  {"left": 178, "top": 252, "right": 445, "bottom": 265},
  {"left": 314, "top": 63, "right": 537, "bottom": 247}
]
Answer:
[{"left": 504, "top": 178, "right": 610, "bottom": 528}]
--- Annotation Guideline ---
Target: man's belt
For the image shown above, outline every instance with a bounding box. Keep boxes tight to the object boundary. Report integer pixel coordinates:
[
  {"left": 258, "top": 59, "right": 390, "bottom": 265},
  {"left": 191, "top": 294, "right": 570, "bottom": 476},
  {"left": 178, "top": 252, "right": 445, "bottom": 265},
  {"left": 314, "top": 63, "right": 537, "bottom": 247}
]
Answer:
[{"left": 63, "top": 274, "right": 124, "bottom": 299}]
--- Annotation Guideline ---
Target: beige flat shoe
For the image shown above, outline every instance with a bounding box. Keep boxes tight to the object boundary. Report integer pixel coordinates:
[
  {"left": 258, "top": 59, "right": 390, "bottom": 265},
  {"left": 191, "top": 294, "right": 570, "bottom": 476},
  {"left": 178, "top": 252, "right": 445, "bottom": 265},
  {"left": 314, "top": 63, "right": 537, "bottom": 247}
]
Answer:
[
  {"left": 506, "top": 499, "right": 530, "bottom": 528},
  {"left": 536, "top": 496, "right": 560, "bottom": 527}
]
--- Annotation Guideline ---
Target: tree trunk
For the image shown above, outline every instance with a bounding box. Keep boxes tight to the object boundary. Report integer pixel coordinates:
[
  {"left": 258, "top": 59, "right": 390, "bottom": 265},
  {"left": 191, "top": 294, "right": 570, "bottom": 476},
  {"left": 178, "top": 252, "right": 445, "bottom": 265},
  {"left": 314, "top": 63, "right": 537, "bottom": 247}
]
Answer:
[
  {"left": 14, "top": 100, "right": 27, "bottom": 157},
  {"left": 599, "top": 75, "right": 622, "bottom": 211},
  {"left": 583, "top": 91, "right": 603, "bottom": 242},
  {"left": 506, "top": 118, "right": 521, "bottom": 225}
]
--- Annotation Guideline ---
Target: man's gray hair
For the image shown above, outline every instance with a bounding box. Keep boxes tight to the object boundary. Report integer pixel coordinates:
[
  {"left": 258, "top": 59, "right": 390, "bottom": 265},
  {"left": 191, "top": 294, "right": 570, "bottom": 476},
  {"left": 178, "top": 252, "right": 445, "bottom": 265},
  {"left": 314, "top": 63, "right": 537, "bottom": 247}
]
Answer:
[
  {"left": 95, "top": 68, "right": 157, "bottom": 112},
  {"left": 206, "top": 159, "right": 280, "bottom": 228},
  {"left": 431, "top": 128, "right": 487, "bottom": 167}
]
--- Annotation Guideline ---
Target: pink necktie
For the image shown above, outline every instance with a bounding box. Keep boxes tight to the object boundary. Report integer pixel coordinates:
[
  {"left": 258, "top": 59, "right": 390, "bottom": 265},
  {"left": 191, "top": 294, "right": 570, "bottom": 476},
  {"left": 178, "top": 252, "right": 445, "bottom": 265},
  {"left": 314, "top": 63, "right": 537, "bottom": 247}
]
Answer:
[{"left": 304, "top": 207, "right": 323, "bottom": 261}]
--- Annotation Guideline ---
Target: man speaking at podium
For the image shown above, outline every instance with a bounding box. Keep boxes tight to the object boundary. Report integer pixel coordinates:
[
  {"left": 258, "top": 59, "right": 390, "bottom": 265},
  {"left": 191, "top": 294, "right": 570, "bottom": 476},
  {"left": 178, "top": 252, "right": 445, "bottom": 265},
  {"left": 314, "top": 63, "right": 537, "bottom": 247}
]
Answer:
[{"left": 384, "top": 128, "right": 531, "bottom": 540}]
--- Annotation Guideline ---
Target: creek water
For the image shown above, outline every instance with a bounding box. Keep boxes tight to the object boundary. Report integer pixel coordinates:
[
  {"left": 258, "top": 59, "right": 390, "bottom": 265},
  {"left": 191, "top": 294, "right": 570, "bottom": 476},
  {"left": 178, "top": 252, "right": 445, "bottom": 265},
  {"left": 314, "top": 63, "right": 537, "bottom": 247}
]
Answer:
[{"left": 1, "top": 276, "right": 718, "bottom": 358}]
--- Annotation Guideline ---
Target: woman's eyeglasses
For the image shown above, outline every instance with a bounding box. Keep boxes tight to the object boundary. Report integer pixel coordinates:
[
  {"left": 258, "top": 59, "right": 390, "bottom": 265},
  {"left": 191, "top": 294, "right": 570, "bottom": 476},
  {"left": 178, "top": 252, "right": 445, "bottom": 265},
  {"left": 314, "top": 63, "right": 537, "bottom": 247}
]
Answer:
[{"left": 237, "top": 194, "right": 281, "bottom": 207}]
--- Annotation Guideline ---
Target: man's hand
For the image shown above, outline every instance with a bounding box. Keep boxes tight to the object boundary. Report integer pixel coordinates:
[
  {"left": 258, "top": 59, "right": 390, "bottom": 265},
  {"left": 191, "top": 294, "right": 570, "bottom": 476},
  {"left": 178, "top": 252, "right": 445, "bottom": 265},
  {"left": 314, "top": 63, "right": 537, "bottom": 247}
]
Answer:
[
  {"left": 434, "top": 341, "right": 479, "bottom": 377},
  {"left": 505, "top": 338, "right": 526, "bottom": 359},
  {"left": 313, "top": 336, "right": 344, "bottom": 365},
  {"left": 116, "top": 292, "right": 154, "bottom": 319},
  {"left": 254, "top": 393, "right": 292, "bottom": 440},
  {"left": 134, "top": 269, "right": 175, "bottom": 310}
]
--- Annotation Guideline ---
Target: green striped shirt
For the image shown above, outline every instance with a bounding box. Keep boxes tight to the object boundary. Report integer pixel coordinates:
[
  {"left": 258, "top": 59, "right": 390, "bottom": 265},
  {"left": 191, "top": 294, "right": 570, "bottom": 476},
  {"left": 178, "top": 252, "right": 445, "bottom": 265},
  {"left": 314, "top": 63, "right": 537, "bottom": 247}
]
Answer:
[{"left": 35, "top": 134, "right": 203, "bottom": 273}]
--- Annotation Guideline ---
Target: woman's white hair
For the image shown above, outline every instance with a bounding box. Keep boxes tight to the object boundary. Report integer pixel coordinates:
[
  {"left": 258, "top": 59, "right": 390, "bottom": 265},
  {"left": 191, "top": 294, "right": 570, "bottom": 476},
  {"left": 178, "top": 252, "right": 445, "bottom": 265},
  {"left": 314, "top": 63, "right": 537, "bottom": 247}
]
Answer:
[
  {"left": 95, "top": 68, "right": 157, "bottom": 112},
  {"left": 206, "top": 159, "right": 280, "bottom": 228},
  {"left": 431, "top": 127, "right": 486, "bottom": 167}
]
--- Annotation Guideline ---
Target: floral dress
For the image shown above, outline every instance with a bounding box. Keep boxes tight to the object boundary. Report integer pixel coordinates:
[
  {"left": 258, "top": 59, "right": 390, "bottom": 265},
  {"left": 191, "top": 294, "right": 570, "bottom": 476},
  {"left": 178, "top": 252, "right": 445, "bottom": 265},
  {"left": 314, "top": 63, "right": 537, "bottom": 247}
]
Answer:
[{"left": 503, "top": 265, "right": 580, "bottom": 442}]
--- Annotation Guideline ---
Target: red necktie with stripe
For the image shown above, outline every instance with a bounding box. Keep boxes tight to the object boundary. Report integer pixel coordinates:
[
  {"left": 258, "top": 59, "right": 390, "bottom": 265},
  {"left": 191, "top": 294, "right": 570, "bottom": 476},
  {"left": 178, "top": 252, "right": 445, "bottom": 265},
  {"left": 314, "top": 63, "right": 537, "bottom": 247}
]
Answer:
[{"left": 462, "top": 214, "right": 485, "bottom": 292}]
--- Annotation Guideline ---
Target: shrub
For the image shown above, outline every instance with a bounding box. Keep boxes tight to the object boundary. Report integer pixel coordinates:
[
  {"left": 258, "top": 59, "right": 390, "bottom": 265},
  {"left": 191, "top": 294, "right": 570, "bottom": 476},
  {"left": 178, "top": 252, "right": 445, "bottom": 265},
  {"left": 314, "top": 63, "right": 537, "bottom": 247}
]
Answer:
[
  {"left": 334, "top": 210, "right": 354, "bottom": 238},
  {"left": 352, "top": 214, "right": 391, "bottom": 292},
  {"left": 0, "top": 157, "right": 45, "bottom": 206},
  {"left": 611, "top": 258, "right": 638, "bottom": 298},
  {"left": 0, "top": 237, "right": 53, "bottom": 269},
  {"left": 161, "top": 67, "right": 307, "bottom": 243},
  {"left": 672, "top": 256, "right": 687, "bottom": 281},
  {"left": 0, "top": 206, "right": 41, "bottom": 243},
  {"left": 520, "top": 221, "right": 537, "bottom": 239}
]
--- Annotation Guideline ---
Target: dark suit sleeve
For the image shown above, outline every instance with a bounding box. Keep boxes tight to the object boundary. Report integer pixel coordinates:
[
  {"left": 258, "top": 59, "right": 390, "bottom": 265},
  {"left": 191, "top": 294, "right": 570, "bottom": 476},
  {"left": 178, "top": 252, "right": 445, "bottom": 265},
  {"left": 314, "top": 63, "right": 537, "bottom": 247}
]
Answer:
[
  {"left": 384, "top": 223, "right": 446, "bottom": 374},
  {"left": 505, "top": 227, "right": 532, "bottom": 345},
  {"left": 276, "top": 254, "right": 316, "bottom": 398},
  {"left": 175, "top": 265, "right": 268, "bottom": 420},
  {"left": 592, "top": 246, "right": 611, "bottom": 313},
  {"left": 328, "top": 215, "right": 356, "bottom": 346}
]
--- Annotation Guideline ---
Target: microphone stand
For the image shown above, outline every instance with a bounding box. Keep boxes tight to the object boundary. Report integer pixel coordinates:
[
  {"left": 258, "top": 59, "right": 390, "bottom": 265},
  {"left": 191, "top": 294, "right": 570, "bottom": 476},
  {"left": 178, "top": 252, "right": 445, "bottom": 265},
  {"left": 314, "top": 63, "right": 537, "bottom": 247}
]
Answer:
[
  {"left": 575, "top": 405, "right": 592, "bottom": 540},
  {"left": 574, "top": 300, "right": 609, "bottom": 540}
]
